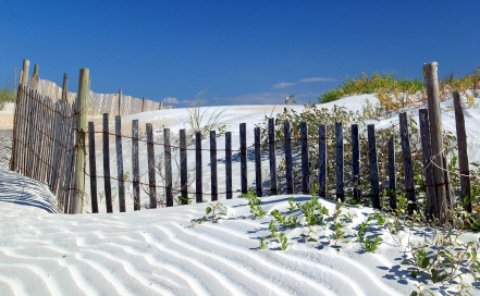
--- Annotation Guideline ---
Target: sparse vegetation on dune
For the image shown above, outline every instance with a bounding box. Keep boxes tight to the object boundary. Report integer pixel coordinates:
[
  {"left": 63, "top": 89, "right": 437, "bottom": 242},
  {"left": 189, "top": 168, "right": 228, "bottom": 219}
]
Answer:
[
  {"left": 319, "top": 68, "right": 480, "bottom": 108},
  {"left": 0, "top": 88, "right": 15, "bottom": 110}
]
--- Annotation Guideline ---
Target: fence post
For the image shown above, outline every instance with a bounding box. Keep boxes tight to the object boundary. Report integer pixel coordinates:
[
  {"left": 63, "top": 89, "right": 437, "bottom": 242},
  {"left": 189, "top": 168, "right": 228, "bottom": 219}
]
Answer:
[
  {"left": 20, "top": 59, "right": 30, "bottom": 86},
  {"left": 103, "top": 113, "right": 113, "bottom": 213},
  {"left": 351, "top": 124, "right": 360, "bottom": 200},
  {"left": 268, "top": 118, "right": 277, "bottom": 195},
  {"left": 132, "top": 120, "right": 140, "bottom": 210},
  {"left": 367, "top": 124, "right": 380, "bottom": 209},
  {"left": 61, "top": 73, "right": 69, "bottom": 102},
  {"left": 72, "top": 68, "right": 89, "bottom": 214},
  {"left": 453, "top": 92, "right": 471, "bottom": 212},
  {"left": 300, "top": 122, "right": 309, "bottom": 194},
  {"left": 164, "top": 128, "right": 173, "bottom": 207},
  {"left": 225, "top": 132, "right": 233, "bottom": 199},
  {"left": 423, "top": 62, "right": 448, "bottom": 221},
  {"left": 115, "top": 116, "right": 126, "bottom": 212},
  {"left": 284, "top": 121, "right": 294, "bottom": 194},
  {"left": 335, "top": 122, "right": 344, "bottom": 202},
  {"left": 240, "top": 123, "right": 248, "bottom": 194},
  {"left": 195, "top": 131, "right": 203, "bottom": 202},
  {"left": 88, "top": 122, "right": 98, "bottom": 213},
  {"left": 179, "top": 129, "right": 188, "bottom": 199},
  {"left": 387, "top": 135, "right": 396, "bottom": 210},
  {"left": 399, "top": 112, "right": 416, "bottom": 214},
  {"left": 254, "top": 126, "right": 262, "bottom": 197},
  {"left": 141, "top": 97, "right": 146, "bottom": 112},
  {"left": 318, "top": 124, "right": 327, "bottom": 197}
]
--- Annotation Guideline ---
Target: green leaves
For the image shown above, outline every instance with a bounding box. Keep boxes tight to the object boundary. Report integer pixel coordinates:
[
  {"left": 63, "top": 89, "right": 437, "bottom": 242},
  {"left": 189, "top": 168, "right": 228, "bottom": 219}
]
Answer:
[{"left": 364, "top": 236, "right": 382, "bottom": 252}]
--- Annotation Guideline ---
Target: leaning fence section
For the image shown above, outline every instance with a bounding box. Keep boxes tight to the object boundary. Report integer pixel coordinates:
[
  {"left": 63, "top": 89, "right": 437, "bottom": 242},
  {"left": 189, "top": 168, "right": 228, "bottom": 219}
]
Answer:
[{"left": 10, "top": 86, "right": 77, "bottom": 212}]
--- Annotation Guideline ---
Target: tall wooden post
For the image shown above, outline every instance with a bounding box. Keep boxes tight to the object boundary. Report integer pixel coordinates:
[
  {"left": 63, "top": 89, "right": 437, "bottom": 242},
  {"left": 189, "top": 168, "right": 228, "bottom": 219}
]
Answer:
[
  {"left": 72, "top": 68, "right": 89, "bottom": 214},
  {"left": 423, "top": 62, "right": 448, "bottom": 221},
  {"left": 20, "top": 59, "right": 30, "bottom": 86},
  {"left": 61, "top": 73, "right": 69, "bottom": 102}
]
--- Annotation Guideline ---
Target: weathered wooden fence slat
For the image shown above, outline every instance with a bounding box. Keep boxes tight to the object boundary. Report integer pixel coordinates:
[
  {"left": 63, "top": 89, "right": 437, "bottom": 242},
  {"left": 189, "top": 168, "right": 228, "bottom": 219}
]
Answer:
[
  {"left": 318, "top": 124, "right": 327, "bottom": 197},
  {"left": 453, "top": 92, "right": 471, "bottom": 212},
  {"left": 240, "top": 123, "right": 248, "bottom": 194},
  {"left": 335, "top": 122, "right": 344, "bottom": 202},
  {"left": 103, "top": 113, "right": 113, "bottom": 213},
  {"left": 351, "top": 124, "right": 360, "bottom": 200},
  {"left": 146, "top": 123, "right": 157, "bottom": 209},
  {"left": 195, "top": 131, "right": 203, "bottom": 203},
  {"left": 210, "top": 130, "right": 218, "bottom": 201},
  {"left": 268, "top": 118, "right": 277, "bottom": 195},
  {"left": 300, "top": 122, "right": 309, "bottom": 194},
  {"left": 399, "top": 112, "right": 416, "bottom": 214},
  {"left": 88, "top": 122, "right": 99, "bottom": 213},
  {"left": 284, "top": 121, "right": 294, "bottom": 194},
  {"left": 132, "top": 120, "right": 141, "bottom": 211},
  {"left": 115, "top": 116, "right": 126, "bottom": 212},
  {"left": 179, "top": 129, "right": 188, "bottom": 199},
  {"left": 367, "top": 124, "right": 380, "bottom": 209},
  {"left": 225, "top": 132, "right": 233, "bottom": 199},
  {"left": 254, "top": 126, "right": 262, "bottom": 197},
  {"left": 164, "top": 128, "right": 173, "bottom": 207},
  {"left": 419, "top": 109, "right": 436, "bottom": 215},
  {"left": 388, "top": 135, "right": 396, "bottom": 210}
]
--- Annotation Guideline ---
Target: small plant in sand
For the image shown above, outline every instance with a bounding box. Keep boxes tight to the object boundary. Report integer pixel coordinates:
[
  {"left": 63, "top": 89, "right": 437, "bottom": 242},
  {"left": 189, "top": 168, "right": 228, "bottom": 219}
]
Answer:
[
  {"left": 191, "top": 201, "right": 227, "bottom": 226},
  {"left": 242, "top": 189, "right": 266, "bottom": 219}
]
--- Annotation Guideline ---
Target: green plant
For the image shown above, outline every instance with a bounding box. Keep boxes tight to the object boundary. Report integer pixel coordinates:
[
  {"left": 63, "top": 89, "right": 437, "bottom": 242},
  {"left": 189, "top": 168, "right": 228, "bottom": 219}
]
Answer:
[
  {"left": 192, "top": 202, "right": 227, "bottom": 225},
  {"left": 268, "top": 220, "right": 279, "bottom": 238},
  {"left": 259, "top": 237, "right": 269, "bottom": 250},
  {"left": 242, "top": 189, "right": 265, "bottom": 219},
  {"left": 278, "top": 233, "right": 288, "bottom": 251},
  {"left": 364, "top": 236, "right": 382, "bottom": 252},
  {"left": 357, "top": 221, "right": 367, "bottom": 243}
]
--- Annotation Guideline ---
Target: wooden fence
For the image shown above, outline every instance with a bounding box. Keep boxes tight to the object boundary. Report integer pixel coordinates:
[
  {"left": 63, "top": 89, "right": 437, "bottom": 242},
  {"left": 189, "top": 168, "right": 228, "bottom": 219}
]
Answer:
[
  {"left": 84, "top": 94, "right": 472, "bottom": 214},
  {"left": 10, "top": 86, "right": 77, "bottom": 212},
  {"left": 9, "top": 62, "right": 474, "bottom": 216}
]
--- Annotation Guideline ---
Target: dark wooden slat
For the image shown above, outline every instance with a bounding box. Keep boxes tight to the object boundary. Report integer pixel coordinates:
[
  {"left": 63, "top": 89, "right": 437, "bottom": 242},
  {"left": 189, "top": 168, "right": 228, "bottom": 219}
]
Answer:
[
  {"left": 453, "top": 92, "right": 471, "bottom": 212},
  {"left": 195, "top": 131, "right": 203, "bottom": 203},
  {"left": 88, "top": 122, "right": 98, "bottom": 213},
  {"left": 268, "top": 118, "right": 277, "bottom": 195},
  {"left": 115, "top": 116, "right": 126, "bottom": 212},
  {"left": 210, "top": 130, "right": 218, "bottom": 201},
  {"left": 240, "top": 123, "right": 248, "bottom": 194},
  {"left": 388, "top": 135, "right": 396, "bottom": 210},
  {"left": 318, "top": 124, "right": 327, "bottom": 197},
  {"left": 399, "top": 112, "right": 416, "bottom": 214},
  {"left": 225, "top": 132, "right": 233, "bottom": 199},
  {"left": 419, "top": 109, "right": 436, "bottom": 215},
  {"left": 132, "top": 120, "right": 141, "bottom": 211},
  {"left": 103, "top": 114, "right": 113, "bottom": 213},
  {"left": 179, "top": 129, "right": 188, "bottom": 199},
  {"left": 146, "top": 123, "right": 157, "bottom": 208},
  {"left": 367, "top": 124, "right": 380, "bottom": 209},
  {"left": 284, "top": 121, "right": 294, "bottom": 194},
  {"left": 254, "top": 126, "right": 262, "bottom": 197},
  {"left": 164, "top": 128, "right": 173, "bottom": 207},
  {"left": 335, "top": 122, "right": 344, "bottom": 202},
  {"left": 300, "top": 122, "right": 309, "bottom": 194},
  {"left": 351, "top": 124, "right": 361, "bottom": 200}
]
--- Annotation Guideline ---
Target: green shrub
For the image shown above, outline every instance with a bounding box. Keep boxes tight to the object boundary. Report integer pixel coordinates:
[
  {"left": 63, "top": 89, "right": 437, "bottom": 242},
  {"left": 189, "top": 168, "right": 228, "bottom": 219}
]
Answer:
[{"left": 318, "top": 73, "right": 424, "bottom": 103}]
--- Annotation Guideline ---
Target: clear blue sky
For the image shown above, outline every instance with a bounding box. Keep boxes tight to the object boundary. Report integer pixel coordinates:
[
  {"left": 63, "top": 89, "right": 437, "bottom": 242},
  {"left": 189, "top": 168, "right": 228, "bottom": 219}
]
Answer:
[{"left": 1, "top": 0, "right": 479, "bottom": 106}]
